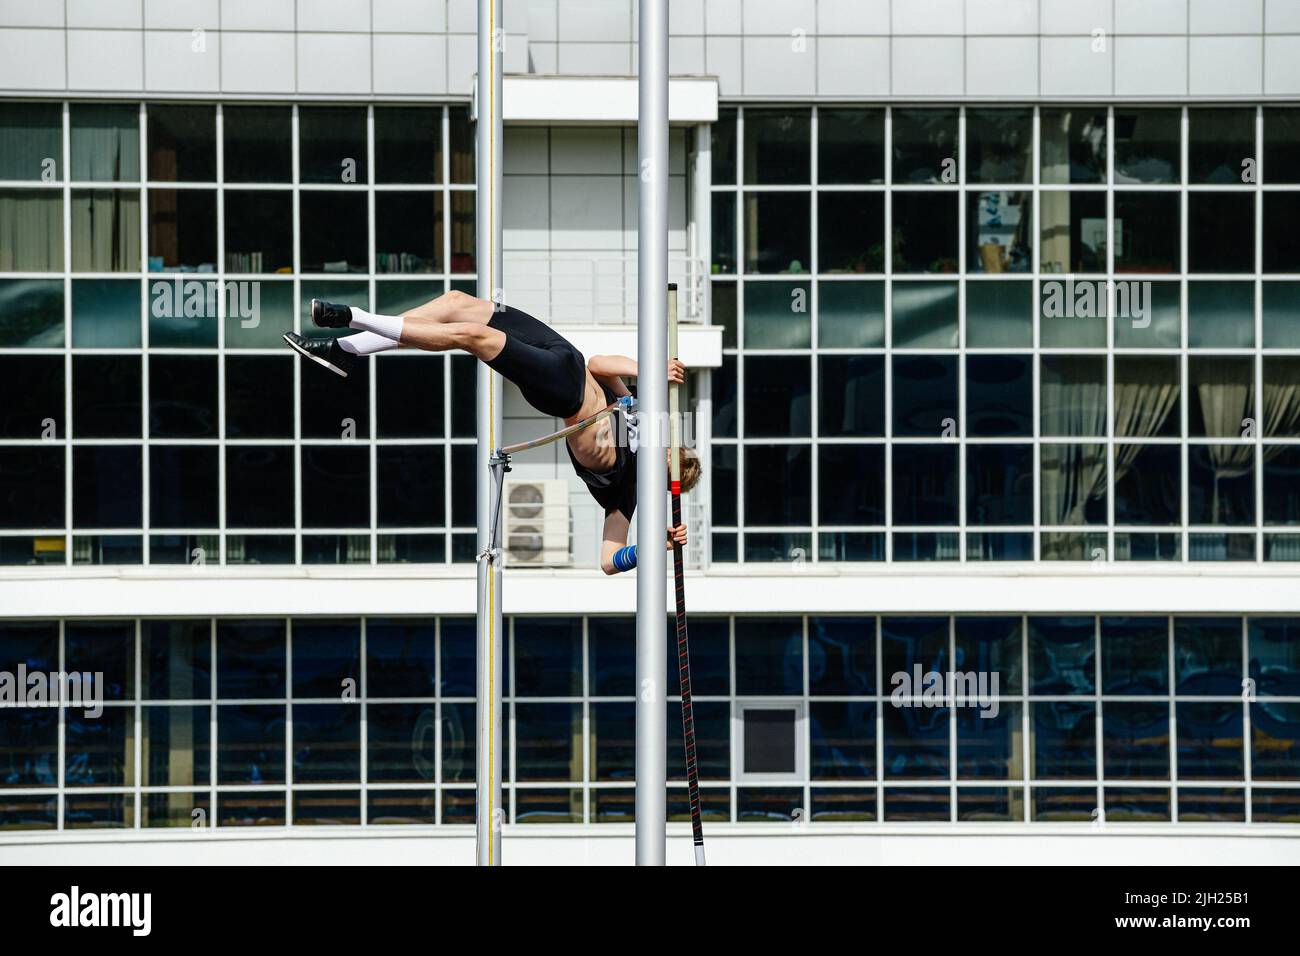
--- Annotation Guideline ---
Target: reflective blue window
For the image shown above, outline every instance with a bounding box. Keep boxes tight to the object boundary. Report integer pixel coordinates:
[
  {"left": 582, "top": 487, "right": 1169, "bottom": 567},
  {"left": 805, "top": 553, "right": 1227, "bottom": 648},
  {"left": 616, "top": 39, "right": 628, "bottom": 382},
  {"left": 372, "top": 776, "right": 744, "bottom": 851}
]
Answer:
[
  {"left": 292, "top": 704, "right": 360, "bottom": 783},
  {"left": 955, "top": 616, "right": 1022, "bottom": 694},
  {"left": 1251, "top": 701, "right": 1300, "bottom": 780},
  {"left": 217, "top": 704, "right": 286, "bottom": 784},
  {"left": 809, "top": 617, "right": 875, "bottom": 695},
  {"left": 1101, "top": 617, "right": 1168, "bottom": 695},
  {"left": 1249, "top": 618, "right": 1300, "bottom": 696},
  {"left": 736, "top": 617, "right": 802, "bottom": 695},
  {"left": 1175, "top": 617, "right": 1242, "bottom": 695},
  {"left": 1031, "top": 701, "right": 1096, "bottom": 778},
  {"left": 883, "top": 704, "right": 949, "bottom": 779},
  {"left": 1029, "top": 616, "right": 1095, "bottom": 695},
  {"left": 217, "top": 620, "right": 286, "bottom": 699},
  {"left": 366, "top": 618, "right": 436, "bottom": 698},
  {"left": 65, "top": 621, "right": 134, "bottom": 701},
  {"left": 957, "top": 702, "right": 1021, "bottom": 779},
  {"left": 65, "top": 707, "right": 132, "bottom": 786},
  {"left": 1102, "top": 702, "right": 1169, "bottom": 779},
  {"left": 292, "top": 619, "right": 359, "bottom": 699},
  {"left": 1177, "top": 701, "right": 1244, "bottom": 779},
  {"left": 514, "top": 618, "right": 581, "bottom": 698},
  {"left": 811, "top": 702, "right": 875, "bottom": 779}
]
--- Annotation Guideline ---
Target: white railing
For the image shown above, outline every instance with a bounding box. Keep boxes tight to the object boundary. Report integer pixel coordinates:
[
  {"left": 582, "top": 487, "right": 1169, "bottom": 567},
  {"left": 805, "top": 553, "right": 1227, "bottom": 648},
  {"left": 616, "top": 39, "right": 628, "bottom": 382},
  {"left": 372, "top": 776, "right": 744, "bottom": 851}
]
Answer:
[{"left": 502, "top": 254, "right": 706, "bottom": 326}]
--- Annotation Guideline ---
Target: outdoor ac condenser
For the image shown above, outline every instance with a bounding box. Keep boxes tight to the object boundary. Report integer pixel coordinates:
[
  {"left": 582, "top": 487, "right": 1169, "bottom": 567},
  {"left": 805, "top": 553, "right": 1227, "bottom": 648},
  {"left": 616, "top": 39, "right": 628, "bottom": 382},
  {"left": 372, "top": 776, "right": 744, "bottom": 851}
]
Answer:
[{"left": 502, "top": 479, "right": 571, "bottom": 567}]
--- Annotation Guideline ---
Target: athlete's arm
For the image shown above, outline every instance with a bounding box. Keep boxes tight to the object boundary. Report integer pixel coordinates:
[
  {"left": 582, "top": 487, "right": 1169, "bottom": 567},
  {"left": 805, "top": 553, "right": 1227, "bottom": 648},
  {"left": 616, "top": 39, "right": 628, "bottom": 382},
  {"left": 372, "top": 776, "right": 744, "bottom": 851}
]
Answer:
[
  {"left": 599, "top": 510, "right": 632, "bottom": 575},
  {"left": 587, "top": 354, "right": 684, "bottom": 386}
]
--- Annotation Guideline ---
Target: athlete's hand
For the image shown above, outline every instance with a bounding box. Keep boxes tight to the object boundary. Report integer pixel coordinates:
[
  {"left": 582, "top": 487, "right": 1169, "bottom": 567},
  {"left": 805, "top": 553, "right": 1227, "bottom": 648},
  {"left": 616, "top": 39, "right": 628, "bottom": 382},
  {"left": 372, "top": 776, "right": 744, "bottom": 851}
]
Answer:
[
  {"left": 667, "top": 359, "right": 685, "bottom": 384},
  {"left": 666, "top": 524, "right": 688, "bottom": 550}
]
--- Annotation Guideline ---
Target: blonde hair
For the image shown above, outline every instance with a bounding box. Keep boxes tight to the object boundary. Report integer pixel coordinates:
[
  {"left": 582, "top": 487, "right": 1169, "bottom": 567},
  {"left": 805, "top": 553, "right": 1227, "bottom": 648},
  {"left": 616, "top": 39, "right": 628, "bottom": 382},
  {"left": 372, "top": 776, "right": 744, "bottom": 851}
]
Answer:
[{"left": 677, "top": 447, "right": 702, "bottom": 493}]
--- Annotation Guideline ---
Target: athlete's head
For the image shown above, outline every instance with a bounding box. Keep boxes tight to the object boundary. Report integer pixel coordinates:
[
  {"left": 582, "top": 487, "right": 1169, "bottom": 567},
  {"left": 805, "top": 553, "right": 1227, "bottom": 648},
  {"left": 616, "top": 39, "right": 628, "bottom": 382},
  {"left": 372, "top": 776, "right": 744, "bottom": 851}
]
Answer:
[{"left": 666, "top": 447, "right": 702, "bottom": 494}]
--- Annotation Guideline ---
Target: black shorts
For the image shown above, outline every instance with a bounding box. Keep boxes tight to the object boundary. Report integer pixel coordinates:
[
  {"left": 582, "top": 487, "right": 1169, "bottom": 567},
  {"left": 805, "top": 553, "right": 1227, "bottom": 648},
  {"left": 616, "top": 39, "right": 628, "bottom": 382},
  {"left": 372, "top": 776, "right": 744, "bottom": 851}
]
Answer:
[{"left": 485, "top": 306, "right": 587, "bottom": 418}]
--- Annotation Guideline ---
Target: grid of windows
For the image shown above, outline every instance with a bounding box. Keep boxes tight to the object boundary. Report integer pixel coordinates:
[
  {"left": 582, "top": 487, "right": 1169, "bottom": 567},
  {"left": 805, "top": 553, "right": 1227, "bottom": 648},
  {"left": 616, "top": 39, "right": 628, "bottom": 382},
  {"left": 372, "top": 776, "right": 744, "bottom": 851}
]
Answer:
[
  {"left": 709, "top": 105, "right": 1300, "bottom": 564},
  {"left": 1, "top": 614, "right": 1296, "bottom": 830},
  {"left": 0, "top": 102, "right": 480, "bottom": 567}
]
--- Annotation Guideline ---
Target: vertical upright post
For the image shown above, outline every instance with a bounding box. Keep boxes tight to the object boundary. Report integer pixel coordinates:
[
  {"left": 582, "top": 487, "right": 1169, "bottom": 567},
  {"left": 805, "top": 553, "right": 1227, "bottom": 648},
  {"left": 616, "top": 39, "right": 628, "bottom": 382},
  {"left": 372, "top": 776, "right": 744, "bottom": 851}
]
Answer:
[
  {"left": 475, "top": 0, "right": 504, "bottom": 867},
  {"left": 635, "top": 0, "right": 669, "bottom": 866}
]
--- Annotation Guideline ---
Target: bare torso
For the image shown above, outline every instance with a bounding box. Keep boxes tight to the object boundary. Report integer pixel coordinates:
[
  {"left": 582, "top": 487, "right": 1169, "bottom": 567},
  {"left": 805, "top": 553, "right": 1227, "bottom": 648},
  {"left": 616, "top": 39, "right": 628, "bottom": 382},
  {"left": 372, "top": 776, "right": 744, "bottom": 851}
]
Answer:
[{"left": 564, "top": 368, "right": 621, "bottom": 473}]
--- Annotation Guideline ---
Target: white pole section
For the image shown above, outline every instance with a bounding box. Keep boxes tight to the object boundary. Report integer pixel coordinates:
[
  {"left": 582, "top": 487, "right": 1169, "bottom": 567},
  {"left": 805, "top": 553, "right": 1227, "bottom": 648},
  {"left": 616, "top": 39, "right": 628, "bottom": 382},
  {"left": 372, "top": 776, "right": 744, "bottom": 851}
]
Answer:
[
  {"left": 475, "top": 0, "right": 505, "bottom": 867},
  {"left": 635, "top": 0, "right": 669, "bottom": 866}
]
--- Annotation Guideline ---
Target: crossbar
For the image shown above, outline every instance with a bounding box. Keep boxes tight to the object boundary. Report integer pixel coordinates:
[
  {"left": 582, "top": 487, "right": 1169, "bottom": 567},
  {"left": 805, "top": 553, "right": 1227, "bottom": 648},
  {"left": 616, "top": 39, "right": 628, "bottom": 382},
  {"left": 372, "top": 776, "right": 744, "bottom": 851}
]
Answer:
[{"left": 499, "top": 396, "right": 634, "bottom": 456}]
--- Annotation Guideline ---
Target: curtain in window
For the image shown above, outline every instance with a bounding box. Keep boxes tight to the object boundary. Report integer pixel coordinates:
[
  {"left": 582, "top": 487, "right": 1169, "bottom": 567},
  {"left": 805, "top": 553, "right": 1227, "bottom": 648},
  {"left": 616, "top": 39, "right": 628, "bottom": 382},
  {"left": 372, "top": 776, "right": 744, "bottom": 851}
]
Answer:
[
  {"left": 1040, "top": 369, "right": 1106, "bottom": 525},
  {"left": 71, "top": 189, "right": 139, "bottom": 272},
  {"left": 0, "top": 191, "right": 62, "bottom": 271},
  {"left": 71, "top": 109, "right": 138, "bottom": 182}
]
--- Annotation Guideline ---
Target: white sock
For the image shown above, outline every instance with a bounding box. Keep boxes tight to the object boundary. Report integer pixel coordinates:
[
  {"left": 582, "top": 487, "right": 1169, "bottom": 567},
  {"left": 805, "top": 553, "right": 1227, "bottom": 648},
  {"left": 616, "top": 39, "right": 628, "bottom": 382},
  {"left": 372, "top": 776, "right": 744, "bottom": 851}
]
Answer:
[
  {"left": 348, "top": 307, "right": 404, "bottom": 342},
  {"left": 336, "top": 331, "right": 399, "bottom": 355}
]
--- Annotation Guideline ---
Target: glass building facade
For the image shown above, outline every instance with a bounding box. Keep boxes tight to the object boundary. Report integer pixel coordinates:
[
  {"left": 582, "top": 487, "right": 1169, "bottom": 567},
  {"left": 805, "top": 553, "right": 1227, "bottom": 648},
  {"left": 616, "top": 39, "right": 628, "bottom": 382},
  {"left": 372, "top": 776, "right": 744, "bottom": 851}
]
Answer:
[
  {"left": 708, "top": 105, "right": 1300, "bottom": 565},
  {"left": 1, "top": 614, "right": 1297, "bottom": 831},
  {"left": 0, "top": 102, "right": 481, "bottom": 568}
]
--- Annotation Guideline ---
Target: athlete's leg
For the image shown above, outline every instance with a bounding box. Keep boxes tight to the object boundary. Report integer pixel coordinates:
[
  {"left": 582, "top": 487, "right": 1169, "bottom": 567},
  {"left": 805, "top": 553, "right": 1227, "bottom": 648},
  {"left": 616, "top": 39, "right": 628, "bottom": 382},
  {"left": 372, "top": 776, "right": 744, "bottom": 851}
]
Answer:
[
  {"left": 400, "top": 289, "right": 494, "bottom": 325},
  {"left": 398, "top": 320, "right": 506, "bottom": 362}
]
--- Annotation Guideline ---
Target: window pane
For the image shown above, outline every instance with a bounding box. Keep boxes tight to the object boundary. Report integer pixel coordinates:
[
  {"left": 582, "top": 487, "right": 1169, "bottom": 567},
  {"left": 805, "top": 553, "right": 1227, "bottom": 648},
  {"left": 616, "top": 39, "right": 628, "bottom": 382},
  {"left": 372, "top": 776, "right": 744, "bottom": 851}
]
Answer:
[
  {"left": 892, "top": 354, "right": 956, "bottom": 436},
  {"left": 1030, "top": 616, "right": 1095, "bottom": 694},
  {"left": 967, "top": 444, "right": 1033, "bottom": 525},
  {"left": 147, "top": 188, "right": 215, "bottom": 271},
  {"left": 712, "top": 107, "right": 736, "bottom": 183},
  {"left": 1189, "top": 355, "right": 1253, "bottom": 437},
  {"left": 0, "top": 102, "right": 62, "bottom": 181},
  {"left": 0, "top": 191, "right": 62, "bottom": 271},
  {"left": 966, "top": 280, "right": 1031, "bottom": 347},
  {"left": 1189, "top": 445, "right": 1255, "bottom": 525},
  {"left": 301, "top": 446, "right": 369, "bottom": 528},
  {"left": 818, "top": 280, "right": 884, "bottom": 348},
  {"left": 1114, "top": 355, "right": 1180, "bottom": 438},
  {"left": 225, "top": 446, "right": 293, "bottom": 528},
  {"left": 892, "top": 108, "right": 958, "bottom": 184},
  {"left": 1115, "top": 109, "right": 1180, "bottom": 184},
  {"left": 299, "top": 107, "right": 367, "bottom": 184},
  {"left": 891, "top": 445, "right": 957, "bottom": 525},
  {"left": 1189, "top": 107, "right": 1254, "bottom": 185},
  {"left": 892, "top": 192, "right": 958, "bottom": 273},
  {"left": 956, "top": 616, "right": 1023, "bottom": 694},
  {"left": 149, "top": 355, "right": 218, "bottom": 438},
  {"left": 1263, "top": 193, "right": 1300, "bottom": 273},
  {"left": 1041, "top": 444, "right": 1106, "bottom": 525},
  {"left": 1264, "top": 107, "right": 1300, "bottom": 183},
  {"left": 1040, "top": 190, "right": 1106, "bottom": 275},
  {"left": 226, "top": 280, "right": 292, "bottom": 349},
  {"left": 1188, "top": 281, "right": 1254, "bottom": 348},
  {"left": 151, "top": 446, "right": 218, "bottom": 528},
  {"left": 742, "top": 108, "right": 810, "bottom": 185},
  {"left": 299, "top": 191, "right": 368, "bottom": 273},
  {"left": 892, "top": 281, "right": 957, "bottom": 348},
  {"left": 224, "top": 190, "right": 293, "bottom": 273},
  {"left": 967, "top": 191, "right": 1031, "bottom": 273},
  {"left": 1263, "top": 281, "right": 1300, "bottom": 347},
  {"left": 819, "top": 355, "right": 884, "bottom": 437},
  {"left": 743, "top": 280, "right": 810, "bottom": 348},
  {"left": 71, "top": 103, "right": 140, "bottom": 182},
  {"left": 966, "top": 108, "right": 1031, "bottom": 183},
  {"left": 1040, "top": 107, "right": 1106, "bottom": 184},
  {"left": 818, "top": 192, "right": 883, "bottom": 273},
  {"left": 144, "top": 706, "right": 210, "bottom": 785},
  {"left": 376, "top": 192, "right": 442, "bottom": 273},
  {"left": 743, "top": 355, "right": 809, "bottom": 437},
  {"left": 736, "top": 617, "right": 803, "bottom": 695},
  {"left": 819, "top": 445, "right": 884, "bottom": 524},
  {"left": 0, "top": 446, "right": 63, "bottom": 530},
  {"left": 147, "top": 105, "right": 215, "bottom": 182},
  {"left": 71, "top": 189, "right": 141, "bottom": 272},
  {"left": 448, "top": 107, "right": 474, "bottom": 183},
  {"left": 1103, "top": 702, "right": 1169, "bottom": 779},
  {"left": 0, "top": 355, "right": 63, "bottom": 440},
  {"left": 818, "top": 108, "right": 884, "bottom": 184},
  {"left": 375, "top": 107, "right": 441, "bottom": 183},
  {"left": 809, "top": 617, "right": 875, "bottom": 694},
  {"left": 742, "top": 193, "right": 810, "bottom": 274},
  {"left": 743, "top": 445, "right": 810, "bottom": 525},
  {"left": 1178, "top": 702, "right": 1244, "bottom": 779},
  {"left": 72, "top": 354, "right": 141, "bottom": 436},
  {"left": 143, "top": 619, "right": 211, "bottom": 700},
  {"left": 811, "top": 702, "right": 875, "bottom": 779},
  {"left": 0, "top": 279, "right": 63, "bottom": 347},
  {"left": 1175, "top": 617, "right": 1242, "bottom": 695},
  {"left": 966, "top": 355, "right": 1032, "bottom": 437},
  {"left": 1113, "top": 280, "right": 1180, "bottom": 348},
  {"left": 377, "top": 445, "right": 443, "bottom": 527},
  {"left": 1102, "top": 617, "right": 1169, "bottom": 695},
  {"left": 1114, "top": 443, "right": 1181, "bottom": 525},
  {"left": 72, "top": 446, "right": 140, "bottom": 528},
  {"left": 222, "top": 105, "right": 291, "bottom": 182},
  {"left": 1114, "top": 192, "right": 1179, "bottom": 272},
  {"left": 1189, "top": 192, "right": 1254, "bottom": 273},
  {"left": 225, "top": 356, "right": 294, "bottom": 438},
  {"left": 711, "top": 192, "right": 735, "bottom": 274}
]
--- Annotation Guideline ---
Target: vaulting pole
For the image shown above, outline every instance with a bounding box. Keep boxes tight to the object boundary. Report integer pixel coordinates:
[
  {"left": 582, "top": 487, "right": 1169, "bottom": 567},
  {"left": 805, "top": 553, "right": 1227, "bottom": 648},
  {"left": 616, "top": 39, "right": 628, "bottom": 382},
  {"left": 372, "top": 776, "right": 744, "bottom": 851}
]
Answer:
[
  {"left": 474, "top": 0, "right": 504, "bottom": 867},
  {"left": 635, "top": 0, "right": 669, "bottom": 866},
  {"left": 668, "top": 285, "right": 705, "bottom": 866}
]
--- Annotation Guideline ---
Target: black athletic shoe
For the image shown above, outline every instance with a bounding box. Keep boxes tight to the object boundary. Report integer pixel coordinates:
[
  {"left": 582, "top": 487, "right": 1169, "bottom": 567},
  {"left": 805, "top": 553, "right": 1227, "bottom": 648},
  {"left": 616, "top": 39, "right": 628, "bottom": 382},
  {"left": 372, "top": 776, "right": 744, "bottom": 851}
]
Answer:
[
  {"left": 283, "top": 331, "right": 355, "bottom": 378},
  {"left": 311, "top": 298, "right": 352, "bottom": 329}
]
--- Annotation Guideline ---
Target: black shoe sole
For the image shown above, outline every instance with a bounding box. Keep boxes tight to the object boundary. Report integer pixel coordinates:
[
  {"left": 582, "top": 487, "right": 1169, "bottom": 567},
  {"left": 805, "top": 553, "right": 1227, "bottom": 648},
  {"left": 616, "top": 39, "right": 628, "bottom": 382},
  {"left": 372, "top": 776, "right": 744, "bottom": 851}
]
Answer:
[{"left": 283, "top": 332, "right": 348, "bottom": 377}]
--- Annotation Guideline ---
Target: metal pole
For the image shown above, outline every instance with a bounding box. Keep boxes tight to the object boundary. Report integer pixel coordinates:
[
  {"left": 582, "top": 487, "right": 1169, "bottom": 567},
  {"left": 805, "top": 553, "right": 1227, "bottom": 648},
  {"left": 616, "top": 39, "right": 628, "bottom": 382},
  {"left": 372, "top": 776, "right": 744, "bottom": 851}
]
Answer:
[
  {"left": 635, "top": 0, "right": 669, "bottom": 866},
  {"left": 475, "top": 0, "right": 504, "bottom": 867}
]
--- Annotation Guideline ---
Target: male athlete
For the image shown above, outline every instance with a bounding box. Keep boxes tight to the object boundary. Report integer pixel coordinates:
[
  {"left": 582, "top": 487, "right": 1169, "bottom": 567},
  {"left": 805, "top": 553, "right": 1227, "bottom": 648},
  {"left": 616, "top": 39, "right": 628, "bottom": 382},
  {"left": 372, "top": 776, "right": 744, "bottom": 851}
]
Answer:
[{"left": 284, "top": 291, "right": 700, "bottom": 574}]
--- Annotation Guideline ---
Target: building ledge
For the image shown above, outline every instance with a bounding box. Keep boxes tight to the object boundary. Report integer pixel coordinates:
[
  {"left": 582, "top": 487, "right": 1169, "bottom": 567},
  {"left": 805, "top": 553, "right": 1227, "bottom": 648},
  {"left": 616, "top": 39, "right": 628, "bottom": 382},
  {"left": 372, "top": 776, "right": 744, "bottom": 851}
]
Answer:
[{"left": 480, "top": 74, "right": 719, "bottom": 124}]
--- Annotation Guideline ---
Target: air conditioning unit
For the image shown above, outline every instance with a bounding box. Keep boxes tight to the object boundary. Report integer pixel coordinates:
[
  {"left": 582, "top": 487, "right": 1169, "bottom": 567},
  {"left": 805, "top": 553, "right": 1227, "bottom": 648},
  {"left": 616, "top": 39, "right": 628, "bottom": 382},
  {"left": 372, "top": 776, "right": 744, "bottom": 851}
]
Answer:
[{"left": 503, "top": 479, "right": 571, "bottom": 567}]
